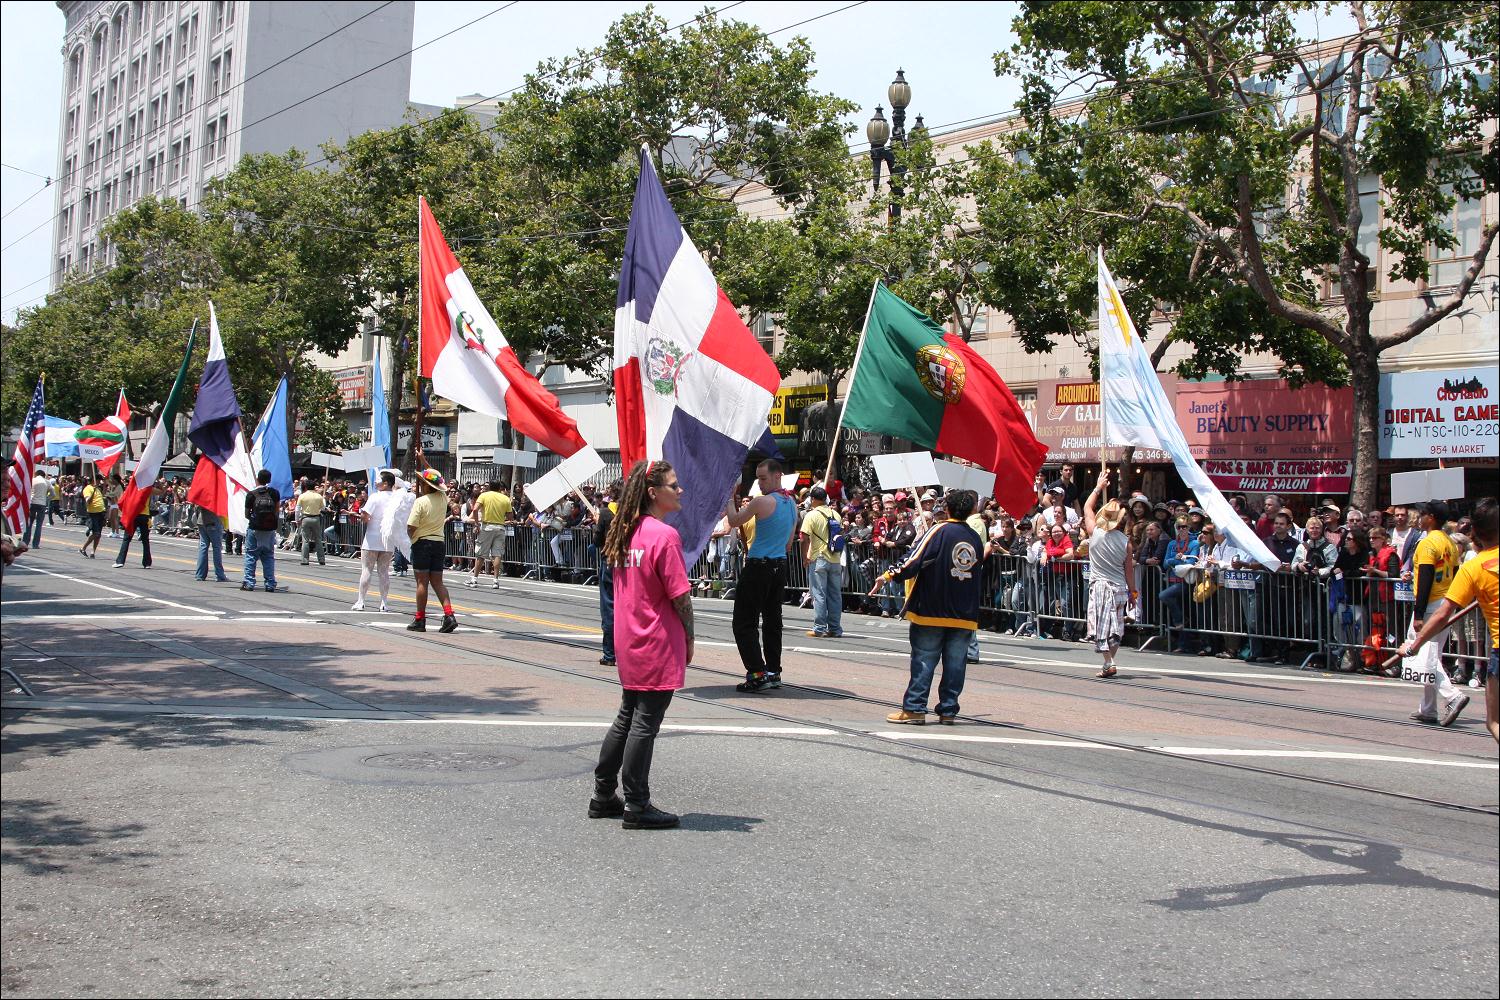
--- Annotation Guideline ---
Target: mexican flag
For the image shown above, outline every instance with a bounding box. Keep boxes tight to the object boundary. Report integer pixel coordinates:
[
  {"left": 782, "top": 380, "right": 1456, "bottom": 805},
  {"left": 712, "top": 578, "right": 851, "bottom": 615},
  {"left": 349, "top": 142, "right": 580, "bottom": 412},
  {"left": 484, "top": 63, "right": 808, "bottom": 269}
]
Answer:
[
  {"left": 75, "top": 390, "right": 132, "bottom": 474},
  {"left": 841, "top": 282, "right": 1047, "bottom": 519},
  {"left": 118, "top": 325, "right": 197, "bottom": 527}
]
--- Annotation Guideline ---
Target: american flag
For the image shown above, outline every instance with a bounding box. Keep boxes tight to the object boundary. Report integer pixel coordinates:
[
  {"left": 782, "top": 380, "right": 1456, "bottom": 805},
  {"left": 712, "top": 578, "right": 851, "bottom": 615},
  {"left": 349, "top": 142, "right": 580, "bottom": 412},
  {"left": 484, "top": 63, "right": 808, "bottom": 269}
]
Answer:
[{"left": 3, "top": 378, "right": 45, "bottom": 536}]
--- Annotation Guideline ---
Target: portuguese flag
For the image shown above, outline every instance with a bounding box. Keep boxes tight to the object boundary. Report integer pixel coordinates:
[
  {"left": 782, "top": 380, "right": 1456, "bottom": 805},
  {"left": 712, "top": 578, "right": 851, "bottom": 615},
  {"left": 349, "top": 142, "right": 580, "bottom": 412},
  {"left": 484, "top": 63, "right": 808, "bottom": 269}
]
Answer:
[{"left": 841, "top": 282, "right": 1047, "bottom": 519}]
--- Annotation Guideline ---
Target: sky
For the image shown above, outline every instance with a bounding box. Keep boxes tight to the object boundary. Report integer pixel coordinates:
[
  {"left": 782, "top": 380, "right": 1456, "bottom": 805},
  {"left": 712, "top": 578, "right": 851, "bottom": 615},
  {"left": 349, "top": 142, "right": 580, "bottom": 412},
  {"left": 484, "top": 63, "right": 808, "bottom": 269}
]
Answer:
[{"left": 0, "top": 0, "right": 1030, "bottom": 324}]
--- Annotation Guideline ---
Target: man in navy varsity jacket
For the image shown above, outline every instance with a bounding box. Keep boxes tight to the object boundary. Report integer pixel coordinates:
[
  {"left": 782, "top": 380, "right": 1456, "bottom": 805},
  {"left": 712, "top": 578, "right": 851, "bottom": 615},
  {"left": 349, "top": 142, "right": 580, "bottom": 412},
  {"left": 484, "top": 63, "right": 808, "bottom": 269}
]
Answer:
[{"left": 869, "top": 488, "right": 983, "bottom": 725}]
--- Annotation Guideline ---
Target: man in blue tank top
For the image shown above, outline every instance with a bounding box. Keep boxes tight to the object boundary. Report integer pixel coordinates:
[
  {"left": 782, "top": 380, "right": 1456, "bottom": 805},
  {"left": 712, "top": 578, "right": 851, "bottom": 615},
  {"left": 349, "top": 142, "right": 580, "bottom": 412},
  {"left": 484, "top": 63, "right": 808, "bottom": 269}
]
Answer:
[{"left": 723, "top": 459, "right": 799, "bottom": 693}]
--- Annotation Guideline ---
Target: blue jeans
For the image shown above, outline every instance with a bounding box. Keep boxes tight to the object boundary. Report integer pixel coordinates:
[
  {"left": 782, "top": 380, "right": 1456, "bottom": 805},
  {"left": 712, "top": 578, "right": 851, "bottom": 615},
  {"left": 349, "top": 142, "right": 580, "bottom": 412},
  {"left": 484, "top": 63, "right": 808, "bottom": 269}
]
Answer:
[
  {"left": 244, "top": 529, "right": 278, "bottom": 589},
  {"left": 809, "top": 558, "right": 843, "bottom": 636},
  {"left": 599, "top": 564, "right": 615, "bottom": 662},
  {"left": 26, "top": 503, "right": 45, "bottom": 547},
  {"left": 196, "top": 518, "right": 225, "bottom": 580},
  {"left": 903, "top": 623, "right": 972, "bottom": 716}
]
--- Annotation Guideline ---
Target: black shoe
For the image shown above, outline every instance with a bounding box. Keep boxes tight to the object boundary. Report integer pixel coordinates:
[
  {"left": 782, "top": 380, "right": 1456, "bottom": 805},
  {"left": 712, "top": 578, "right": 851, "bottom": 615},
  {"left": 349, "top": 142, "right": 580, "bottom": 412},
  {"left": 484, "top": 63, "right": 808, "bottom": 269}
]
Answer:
[
  {"left": 599, "top": 657, "right": 616, "bottom": 666},
  {"left": 622, "top": 805, "right": 679, "bottom": 830},
  {"left": 765, "top": 672, "right": 782, "bottom": 690},
  {"left": 588, "top": 795, "right": 625, "bottom": 819},
  {"left": 239, "top": 583, "right": 254, "bottom": 591},
  {"left": 736, "top": 673, "right": 772, "bottom": 693},
  {"left": 438, "top": 615, "right": 458, "bottom": 634},
  {"left": 407, "top": 618, "right": 426, "bottom": 632}
]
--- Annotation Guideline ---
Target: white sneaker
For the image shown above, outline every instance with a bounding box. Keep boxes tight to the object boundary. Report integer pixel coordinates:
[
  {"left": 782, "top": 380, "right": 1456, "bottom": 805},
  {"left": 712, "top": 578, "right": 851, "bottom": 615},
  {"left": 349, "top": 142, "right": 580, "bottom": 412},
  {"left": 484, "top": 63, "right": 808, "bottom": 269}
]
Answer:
[
  {"left": 492, "top": 579, "right": 501, "bottom": 589},
  {"left": 1468, "top": 677, "right": 1481, "bottom": 688},
  {"left": 350, "top": 602, "right": 364, "bottom": 612},
  {"left": 378, "top": 603, "right": 389, "bottom": 613},
  {"left": 464, "top": 577, "right": 478, "bottom": 589}
]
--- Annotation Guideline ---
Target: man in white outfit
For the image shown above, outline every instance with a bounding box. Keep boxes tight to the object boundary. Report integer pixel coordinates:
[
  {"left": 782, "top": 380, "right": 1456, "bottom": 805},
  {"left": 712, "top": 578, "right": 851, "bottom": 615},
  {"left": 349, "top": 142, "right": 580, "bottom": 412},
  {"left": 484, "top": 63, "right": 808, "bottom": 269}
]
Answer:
[{"left": 353, "top": 470, "right": 402, "bottom": 612}]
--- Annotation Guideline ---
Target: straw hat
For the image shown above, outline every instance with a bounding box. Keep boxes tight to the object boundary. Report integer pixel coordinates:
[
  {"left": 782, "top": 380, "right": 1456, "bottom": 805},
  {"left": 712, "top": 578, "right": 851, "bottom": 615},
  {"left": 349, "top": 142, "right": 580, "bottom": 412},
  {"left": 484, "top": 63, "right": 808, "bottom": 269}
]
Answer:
[{"left": 1095, "top": 499, "right": 1127, "bottom": 532}]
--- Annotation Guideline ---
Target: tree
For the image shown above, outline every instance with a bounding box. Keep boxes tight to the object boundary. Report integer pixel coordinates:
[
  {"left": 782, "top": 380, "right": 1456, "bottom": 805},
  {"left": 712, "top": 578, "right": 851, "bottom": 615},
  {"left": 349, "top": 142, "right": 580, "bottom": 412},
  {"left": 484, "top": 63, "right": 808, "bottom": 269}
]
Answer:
[{"left": 995, "top": 0, "right": 1497, "bottom": 509}]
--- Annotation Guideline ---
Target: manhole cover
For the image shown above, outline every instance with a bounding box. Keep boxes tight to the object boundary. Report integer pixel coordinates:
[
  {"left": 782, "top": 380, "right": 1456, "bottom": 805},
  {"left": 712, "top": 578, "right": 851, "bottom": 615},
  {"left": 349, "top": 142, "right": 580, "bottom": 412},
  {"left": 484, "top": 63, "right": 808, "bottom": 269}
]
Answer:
[
  {"left": 285, "top": 742, "right": 592, "bottom": 786},
  {"left": 361, "top": 750, "right": 517, "bottom": 772}
]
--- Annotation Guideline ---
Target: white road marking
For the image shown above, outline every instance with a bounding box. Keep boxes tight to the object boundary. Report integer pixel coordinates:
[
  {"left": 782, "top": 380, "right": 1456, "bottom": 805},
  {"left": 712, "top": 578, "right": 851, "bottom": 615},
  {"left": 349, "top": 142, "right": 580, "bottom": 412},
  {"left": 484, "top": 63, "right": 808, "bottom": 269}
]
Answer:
[
  {"left": 3, "top": 614, "right": 220, "bottom": 622},
  {"left": 315, "top": 610, "right": 401, "bottom": 615},
  {"left": 365, "top": 622, "right": 486, "bottom": 633},
  {"left": 3, "top": 597, "right": 128, "bottom": 604},
  {"left": 7, "top": 563, "right": 222, "bottom": 615},
  {"left": 876, "top": 732, "right": 1118, "bottom": 750},
  {"left": 1149, "top": 746, "right": 1497, "bottom": 769}
]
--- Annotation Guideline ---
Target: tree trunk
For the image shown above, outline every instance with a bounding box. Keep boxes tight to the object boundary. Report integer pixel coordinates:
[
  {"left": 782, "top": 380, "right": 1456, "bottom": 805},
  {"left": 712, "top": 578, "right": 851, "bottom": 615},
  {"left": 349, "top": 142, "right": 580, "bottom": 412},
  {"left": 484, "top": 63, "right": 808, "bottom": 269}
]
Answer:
[
  {"left": 387, "top": 314, "right": 410, "bottom": 473},
  {"left": 823, "top": 373, "right": 842, "bottom": 484},
  {"left": 1347, "top": 347, "right": 1383, "bottom": 513}
]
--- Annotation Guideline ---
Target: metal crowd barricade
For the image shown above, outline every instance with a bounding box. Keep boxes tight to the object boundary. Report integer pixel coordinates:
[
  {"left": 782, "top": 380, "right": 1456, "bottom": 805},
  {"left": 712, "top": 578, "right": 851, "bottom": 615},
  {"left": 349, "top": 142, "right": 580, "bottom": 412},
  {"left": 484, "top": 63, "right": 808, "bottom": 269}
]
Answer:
[{"left": 1322, "top": 571, "right": 1492, "bottom": 677}]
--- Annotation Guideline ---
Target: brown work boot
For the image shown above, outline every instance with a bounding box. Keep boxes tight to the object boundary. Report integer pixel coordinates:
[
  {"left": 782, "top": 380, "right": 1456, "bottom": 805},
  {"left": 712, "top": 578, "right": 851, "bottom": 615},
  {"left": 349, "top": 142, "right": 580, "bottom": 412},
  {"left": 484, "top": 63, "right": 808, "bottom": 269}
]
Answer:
[{"left": 885, "top": 709, "right": 926, "bottom": 725}]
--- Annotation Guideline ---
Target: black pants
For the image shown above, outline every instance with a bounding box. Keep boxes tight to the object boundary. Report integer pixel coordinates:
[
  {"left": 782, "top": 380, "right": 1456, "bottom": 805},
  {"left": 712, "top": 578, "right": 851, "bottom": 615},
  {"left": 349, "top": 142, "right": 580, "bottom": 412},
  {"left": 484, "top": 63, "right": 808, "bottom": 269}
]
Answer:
[
  {"left": 115, "top": 515, "right": 152, "bottom": 567},
  {"left": 733, "top": 558, "right": 786, "bottom": 674},
  {"left": 594, "top": 689, "right": 674, "bottom": 809}
]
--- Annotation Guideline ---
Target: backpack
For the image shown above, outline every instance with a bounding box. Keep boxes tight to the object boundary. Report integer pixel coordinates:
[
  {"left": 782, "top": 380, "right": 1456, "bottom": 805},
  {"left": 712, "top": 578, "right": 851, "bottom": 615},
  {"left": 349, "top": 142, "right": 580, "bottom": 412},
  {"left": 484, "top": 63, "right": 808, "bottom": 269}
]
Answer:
[
  {"left": 251, "top": 487, "right": 279, "bottom": 531},
  {"left": 816, "top": 508, "right": 847, "bottom": 554}
]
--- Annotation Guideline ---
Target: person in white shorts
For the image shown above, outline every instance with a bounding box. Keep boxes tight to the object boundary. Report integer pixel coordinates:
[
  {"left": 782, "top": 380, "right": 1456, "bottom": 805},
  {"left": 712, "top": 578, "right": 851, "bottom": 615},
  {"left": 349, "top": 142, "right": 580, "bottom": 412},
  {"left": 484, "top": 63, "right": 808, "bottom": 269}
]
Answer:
[{"left": 467, "top": 480, "right": 512, "bottom": 588}]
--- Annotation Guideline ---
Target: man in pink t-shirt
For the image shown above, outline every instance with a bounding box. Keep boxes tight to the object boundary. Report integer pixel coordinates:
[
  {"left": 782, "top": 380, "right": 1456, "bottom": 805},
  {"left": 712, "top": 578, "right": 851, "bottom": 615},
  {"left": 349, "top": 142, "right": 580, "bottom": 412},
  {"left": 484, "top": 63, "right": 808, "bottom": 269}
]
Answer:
[{"left": 590, "top": 460, "right": 693, "bottom": 830}]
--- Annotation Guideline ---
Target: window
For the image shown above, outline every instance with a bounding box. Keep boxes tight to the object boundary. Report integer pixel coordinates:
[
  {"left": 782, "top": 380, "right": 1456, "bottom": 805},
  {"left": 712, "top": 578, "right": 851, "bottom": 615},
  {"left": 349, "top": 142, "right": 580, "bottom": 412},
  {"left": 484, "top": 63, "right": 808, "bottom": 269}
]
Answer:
[
  {"left": 144, "top": 154, "right": 157, "bottom": 191},
  {"left": 69, "top": 49, "right": 83, "bottom": 92},
  {"left": 88, "top": 89, "right": 100, "bottom": 124},
  {"left": 173, "top": 80, "right": 185, "bottom": 117},
  {"left": 184, "top": 75, "right": 194, "bottom": 115},
  {"left": 60, "top": 206, "right": 71, "bottom": 236},
  {"left": 1428, "top": 179, "right": 1484, "bottom": 288},
  {"left": 205, "top": 118, "right": 217, "bottom": 160},
  {"left": 188, "top": 14, "right": 199, "bottom": 54},
  {"left": 113, "top": 14, "right": 126, "bottom": 56},
  {"left": 967, "top": 302, "right": 990, "bottom": 341},
  {"left": 1299, "top": 56, "right": 1348, "bottom": 135},
  {"left": 93, "top": 28, "right": 106, "bottom": 66},
  {"left": 152, "top": 39, "right": 165, "bottom": 77},
  {"left": 66, "top": 107, "right": 79, "bottom": 142},
  {"left": 169, "top": 140, "right": 181, "bottom": 182},
  {"left": 212, "top": 0, "right": 226, "bottom": 34},
  {"left": 752, "top": 312, "right": 778, "bottom": 354},
  {"left": 82, "top": 190, "right": 93, "bottom": 228},
  {"left": 177, "top": 21, "right": 189, "bottom": 61},
  {"left": 225, "top": 2, "right": 234, "bottom": 27},
  {"left": 80, "top": 243, "right": 92, "bottom": 271},
  {"left": 209, "top": 55, "right": 221, "bottom": 98},
  {"left": 220, "top": 49, "right": 232, "bottom": 91}
]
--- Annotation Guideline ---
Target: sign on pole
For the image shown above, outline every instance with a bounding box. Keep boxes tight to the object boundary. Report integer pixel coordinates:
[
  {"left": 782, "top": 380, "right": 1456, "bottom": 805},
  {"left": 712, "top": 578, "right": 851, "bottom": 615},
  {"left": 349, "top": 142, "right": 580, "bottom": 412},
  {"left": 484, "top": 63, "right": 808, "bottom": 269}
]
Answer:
[
  {"left": 870, "top": 452, "right": 940, "bottom": 491},
  {"left": 1389, "top": 468, "right": 1466, "bottom": 506},
  {"left": 933, "top": 459, "right": 996, "bottom": 496},
  {"left": 526, "top": 446, "right": 607, "bottom": 513},
  {"left": 491, "top": 447, "right": 539, "bottom": 468}
]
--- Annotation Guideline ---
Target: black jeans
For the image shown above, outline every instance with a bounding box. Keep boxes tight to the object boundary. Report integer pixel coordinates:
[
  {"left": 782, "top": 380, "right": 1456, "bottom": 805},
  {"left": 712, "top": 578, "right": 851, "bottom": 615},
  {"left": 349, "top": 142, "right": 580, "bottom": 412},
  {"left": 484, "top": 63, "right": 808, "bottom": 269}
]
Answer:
[
  {"left": 115, "top": 514, "right": 152, "bottom": 566},
  {"left": 733, "top": 557, "right": 786, "bottom": 674},
  {"left": 595, "top": 689, "right": 674, "bottom": 810}
]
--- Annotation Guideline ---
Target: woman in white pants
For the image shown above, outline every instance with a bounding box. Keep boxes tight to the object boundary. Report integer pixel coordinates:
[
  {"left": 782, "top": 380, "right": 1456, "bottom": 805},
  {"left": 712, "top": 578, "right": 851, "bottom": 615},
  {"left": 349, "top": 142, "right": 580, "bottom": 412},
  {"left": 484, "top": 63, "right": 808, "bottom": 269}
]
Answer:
[{"left": 354, "top": 471, "right": 403, "bottom": 611}]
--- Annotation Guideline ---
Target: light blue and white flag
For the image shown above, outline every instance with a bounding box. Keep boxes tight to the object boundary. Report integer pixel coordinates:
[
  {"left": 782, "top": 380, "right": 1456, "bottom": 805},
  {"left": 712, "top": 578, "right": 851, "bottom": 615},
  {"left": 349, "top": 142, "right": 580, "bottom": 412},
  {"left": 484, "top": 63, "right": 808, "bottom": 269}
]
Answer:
[
  {"left": 369, "top": 342, "right": 391, "bottom": 485},
  {"left": 43, "top": 415, "right": 81, "bottom": 458},
  {"left": 251, "top": 375, "right": 294, "bottom": 502},
  {"left": 1098, "top": 248, "right": 1280, "bottom": 569}
]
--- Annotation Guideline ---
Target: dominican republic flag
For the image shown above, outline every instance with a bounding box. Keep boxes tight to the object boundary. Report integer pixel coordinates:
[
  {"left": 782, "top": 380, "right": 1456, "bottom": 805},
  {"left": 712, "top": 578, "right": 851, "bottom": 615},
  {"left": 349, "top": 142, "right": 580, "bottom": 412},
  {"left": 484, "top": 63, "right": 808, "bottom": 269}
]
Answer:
[
  {"left": 74, "top": 390, "right": 132, "bottom": 474},
  {"left": 119, "top": 324, "right": 198, "bottom": 527},
  {"left": 418, "top": 196, "right": 587, "bottom": 458},
  {"left": 3, "top": 378, "right": 45, "bottom": 536},
  {"left": 186, "top": 303, "right": 257, "bottom": 533},
  {"left": 614, "top": 147, "right": 781, "bottom": 563}
]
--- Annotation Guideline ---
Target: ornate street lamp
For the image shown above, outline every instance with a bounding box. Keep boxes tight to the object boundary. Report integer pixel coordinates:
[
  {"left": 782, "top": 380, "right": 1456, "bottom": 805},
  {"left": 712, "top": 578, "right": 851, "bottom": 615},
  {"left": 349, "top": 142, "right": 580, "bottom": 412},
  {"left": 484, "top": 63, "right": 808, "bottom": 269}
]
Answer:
[{"left": 867, "top": 70, "right": 920, "bottom": 224}]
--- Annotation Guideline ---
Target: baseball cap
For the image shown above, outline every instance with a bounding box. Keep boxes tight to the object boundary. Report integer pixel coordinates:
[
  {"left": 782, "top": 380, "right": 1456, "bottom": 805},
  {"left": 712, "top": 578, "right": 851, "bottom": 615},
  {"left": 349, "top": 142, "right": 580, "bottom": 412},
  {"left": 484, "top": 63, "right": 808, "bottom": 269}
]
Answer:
[
  {"left": 921, "top": 489, "right": 938, "bottom": 501},
  {"left": 1188, "top": 506, "right": 1206, "bottom": 516}
]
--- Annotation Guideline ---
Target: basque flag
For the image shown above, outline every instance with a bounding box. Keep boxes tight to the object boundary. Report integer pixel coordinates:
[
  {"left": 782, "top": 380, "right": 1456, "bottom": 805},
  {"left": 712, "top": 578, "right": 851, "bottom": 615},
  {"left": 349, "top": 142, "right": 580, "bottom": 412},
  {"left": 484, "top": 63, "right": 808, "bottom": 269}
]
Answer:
[
  {"left": 614, "top": 147, "right": 781, "bottom": 563},
  {"left": 418, "top": 197, "right": 587, "bottom": 458},
  {"left": 185, "top": 303, "right": 257, "bottom": 532}
]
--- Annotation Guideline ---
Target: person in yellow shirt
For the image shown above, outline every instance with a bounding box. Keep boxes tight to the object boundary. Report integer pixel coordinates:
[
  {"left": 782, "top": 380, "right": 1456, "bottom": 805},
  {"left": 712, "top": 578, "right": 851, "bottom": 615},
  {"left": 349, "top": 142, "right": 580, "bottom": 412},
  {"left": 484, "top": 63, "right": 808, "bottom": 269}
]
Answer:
[
  {"left": 466, "top": 481, "right": 513, "bottom": 589},
  {"left": 1402, "top": 497, "right": 1497, "bottom": 742},
  {"left": 406, "top": 469, "right": 457, "bottom": 633},
  {"left": 296, "top": 479, "right": 327, "bottom": 566},
  {"left": 79, "top": 475, "right": 107, "bottom": 558},
  {"left": 1401, "top": 499, "right": 1468, "bottom": 726}
]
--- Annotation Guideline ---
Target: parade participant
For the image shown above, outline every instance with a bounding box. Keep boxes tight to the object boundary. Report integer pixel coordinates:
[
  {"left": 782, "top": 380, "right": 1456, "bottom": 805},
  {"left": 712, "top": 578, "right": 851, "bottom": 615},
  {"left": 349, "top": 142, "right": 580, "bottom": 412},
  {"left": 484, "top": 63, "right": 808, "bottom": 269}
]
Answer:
[
  {"left": 595, "top": 479, "right": 624, "bottom": 666},
  {"left": 466, "top": 480, "right": 512, "bottom": 589},
  {"left": 296, "top": 478, "right": 327, "bottom": 566},
  {"left": 873, "top": 489, "right": 983, "bottom": 725},
  {"left": 405, "top": 469, "right": 457, "bottom": 632},
  {"left": 242, "top": 468, "right": 280, "bottom": 592},
  {"left": 105, "top": 473, "right": 124, "bottom": 537},
  {"left": 591, "top": 460, "right": 692, "bottom": 829},
  {"left": 193, "top": 500, "right": 228, "bottom": 582},
  {"left": 110, "top": 482, "right": 159, "bottom": 569},
  {"left": 1082, "top": 470, "right": 1136, "bottom": 678},
  {"left": 26, "top": 469, "right": 48, "bottom": 548},
  {"left": 353, "top": 470, "right": 401, "bottom": 612},
  {"left": 78, "top": 475, "right": 106, "bottom": 558},
  {"left": 801, "top": 485, "right": 846, "bottom": 639},
  {"left": 723, "top": 459, "right": 798, "bottom": 692},
  {"left": 1402, "top": 500, "right": 1467, "bottom": 725},
  {"left": 1399, "top": 497, "right": 1497, "bottom": 741}
]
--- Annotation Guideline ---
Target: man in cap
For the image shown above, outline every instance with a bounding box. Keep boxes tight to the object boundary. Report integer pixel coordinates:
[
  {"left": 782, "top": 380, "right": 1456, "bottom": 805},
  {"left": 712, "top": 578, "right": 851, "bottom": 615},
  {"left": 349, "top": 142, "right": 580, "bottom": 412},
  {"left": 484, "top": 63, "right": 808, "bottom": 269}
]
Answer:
[
  {"left": 407, "top": 468, "right": 458, "bottom": 633},
  {"left": 800, "top": 484, "right": 846, "bottom": 639},
  {"left": 874, "top": 489, "right": 984, "bottom": 725}
]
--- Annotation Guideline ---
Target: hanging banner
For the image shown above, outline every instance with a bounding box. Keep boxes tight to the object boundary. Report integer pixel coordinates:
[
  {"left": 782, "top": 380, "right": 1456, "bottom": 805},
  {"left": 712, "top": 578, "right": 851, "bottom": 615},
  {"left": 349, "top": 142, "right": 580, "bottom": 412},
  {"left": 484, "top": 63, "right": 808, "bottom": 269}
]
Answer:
[
  {"left": 1378, "top": 366, "right": 1499, "bottom": 459},
  {"left": 1202, "top": 458, "right": 1353, "bottom": 494}
]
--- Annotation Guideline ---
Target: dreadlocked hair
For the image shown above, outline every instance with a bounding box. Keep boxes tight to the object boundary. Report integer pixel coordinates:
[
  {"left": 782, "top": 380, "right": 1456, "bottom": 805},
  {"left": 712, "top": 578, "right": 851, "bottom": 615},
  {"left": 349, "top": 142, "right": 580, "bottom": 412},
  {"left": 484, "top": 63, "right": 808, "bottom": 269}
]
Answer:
[{"left": 603, "top": 460, "right": 675, "bottom": 568}]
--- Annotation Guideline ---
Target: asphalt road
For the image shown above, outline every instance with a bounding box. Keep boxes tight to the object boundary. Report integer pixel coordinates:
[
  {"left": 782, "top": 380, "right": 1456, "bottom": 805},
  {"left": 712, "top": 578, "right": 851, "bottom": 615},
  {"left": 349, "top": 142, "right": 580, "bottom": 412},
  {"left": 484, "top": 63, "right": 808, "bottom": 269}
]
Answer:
[{"left": 3, "top": 524, "right": 1497, "bottom": 997}]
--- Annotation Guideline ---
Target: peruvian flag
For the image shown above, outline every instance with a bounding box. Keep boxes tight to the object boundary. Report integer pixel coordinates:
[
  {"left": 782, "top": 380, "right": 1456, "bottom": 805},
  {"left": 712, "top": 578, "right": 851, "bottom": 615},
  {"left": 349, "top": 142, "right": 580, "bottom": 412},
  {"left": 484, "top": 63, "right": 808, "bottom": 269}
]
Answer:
[
  {"left": 418, "top": 197, "right": 587, "bottom": 458},
  {"left": 75, "top": 390, "right": 132, "bottom": 474},
  {"left": 185, "top": 303, "right": 257, "bottom": 533}
]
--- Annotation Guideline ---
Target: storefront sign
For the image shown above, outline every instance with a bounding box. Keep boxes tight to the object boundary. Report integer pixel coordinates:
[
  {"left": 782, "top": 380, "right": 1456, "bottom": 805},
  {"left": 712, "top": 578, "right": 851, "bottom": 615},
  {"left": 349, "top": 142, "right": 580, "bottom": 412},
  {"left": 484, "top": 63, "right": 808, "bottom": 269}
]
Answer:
[
  {"left": 361, "top": 423, "right": 450, "bottom": 452},
  {"left": 1034, "top": 379, "right": 1172, "bottom": 463},
  {"left": 333, "top": 365, "right": 370, "bottom": 409},
  {"left": 768, "top": 385, "right": 829, "bottom": 436},
  {"left": 1203, "top": 458, "right": 1353, "bottom": 494},
  {"left": 1378, "top": 366, "right": 1499, "bottom": 459},
  {"left": 1176, "top": 379, "right": 1351, "bottom": 461}
]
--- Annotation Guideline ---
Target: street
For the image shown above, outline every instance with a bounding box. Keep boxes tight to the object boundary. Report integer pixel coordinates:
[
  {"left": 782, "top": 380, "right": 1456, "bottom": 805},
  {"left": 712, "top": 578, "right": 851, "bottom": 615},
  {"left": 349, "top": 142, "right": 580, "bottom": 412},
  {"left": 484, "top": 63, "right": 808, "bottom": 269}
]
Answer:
[{"left": 3, "top": 522, "right": 1497, "bottom": 998}]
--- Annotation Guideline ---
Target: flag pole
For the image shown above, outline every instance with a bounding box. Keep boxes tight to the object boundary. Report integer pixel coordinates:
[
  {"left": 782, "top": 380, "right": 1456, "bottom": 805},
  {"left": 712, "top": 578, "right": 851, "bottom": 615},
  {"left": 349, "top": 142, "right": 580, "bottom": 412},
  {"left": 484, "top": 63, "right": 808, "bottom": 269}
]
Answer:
[{"left": 822, "top": 278, "right": 881, "bottom": 487}]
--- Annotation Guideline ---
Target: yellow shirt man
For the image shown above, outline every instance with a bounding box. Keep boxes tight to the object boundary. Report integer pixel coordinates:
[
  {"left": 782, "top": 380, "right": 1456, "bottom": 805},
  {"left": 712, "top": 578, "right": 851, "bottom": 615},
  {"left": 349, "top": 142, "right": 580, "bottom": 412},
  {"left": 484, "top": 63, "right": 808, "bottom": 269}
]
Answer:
[
  {"left": 1446, "top": 547, "right": 1499, "bottom": 647},
  {"left": 297, "top": 489, "right": 326, "bottom": 519},
  {"left": 407, "top": 492, "right": 447, "bottom": 543},
  {"left": 474, "top": 490, "right": 512, "bottom": 524},
  {"left": 1415, "top": 528, "right": 1460, "bottom": 605},
  {"left": 802, "top": 505, "right": 843, "bottom": 565},
  {"left": 83, "top": 484, "right": 106, "bottom": 514}
]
